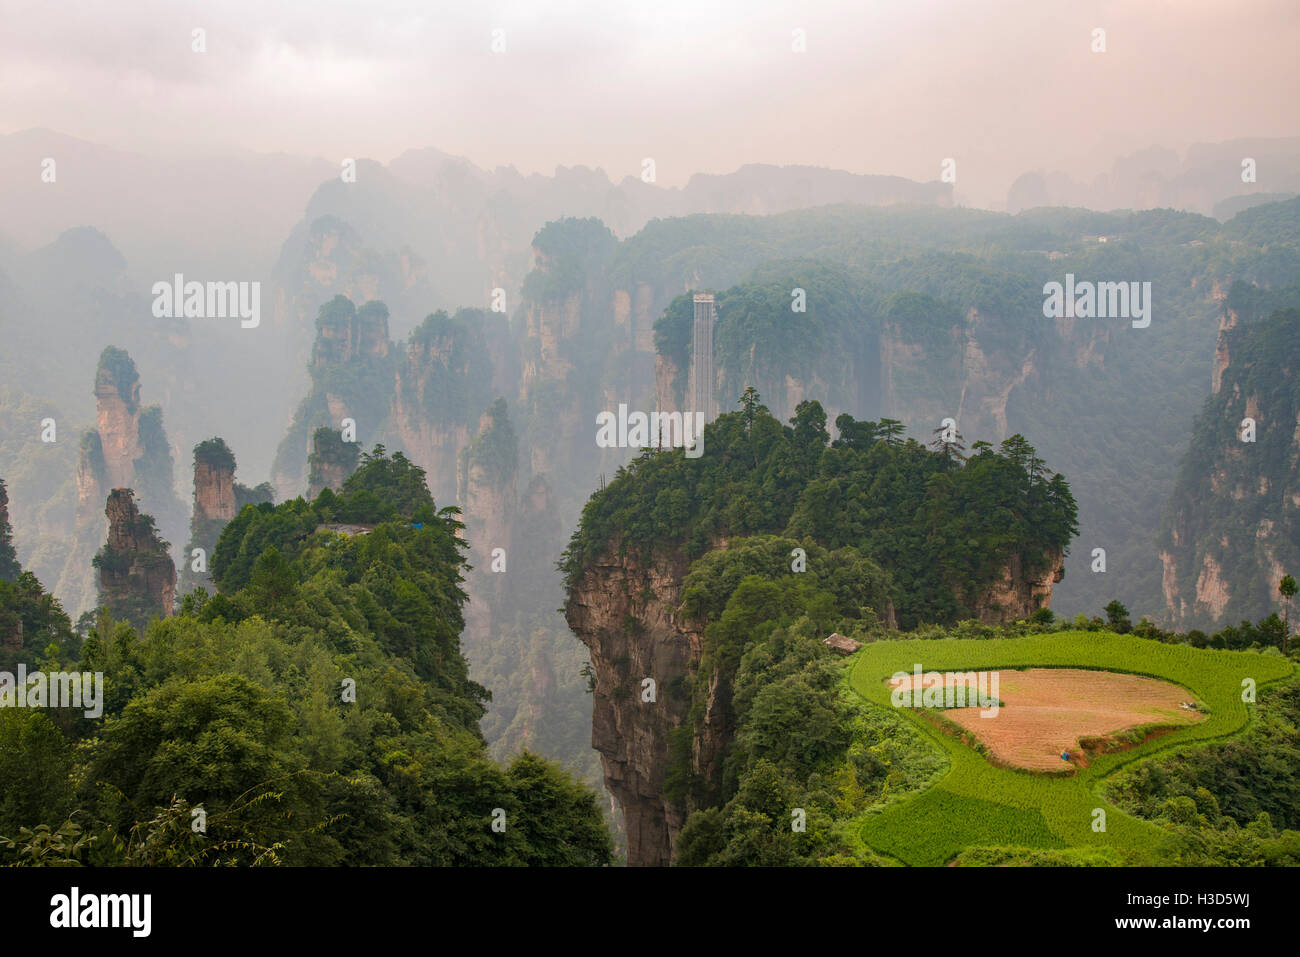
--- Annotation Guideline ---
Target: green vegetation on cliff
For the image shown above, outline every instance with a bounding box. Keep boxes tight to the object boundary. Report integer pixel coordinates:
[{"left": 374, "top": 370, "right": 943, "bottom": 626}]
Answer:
[
  {"left": 1, "top": 450, "right": 612, "bottom": 866},
  {"left": 1159, "top": 284, "right": 1300, "bottom": 628},
  {"left": 563, "top": 394, "right": 1077, "bottom": 628},
  {"left": 629, "top": 201, "right": 1300, "bottom": 625},
  {"left": 458, "top": 398, "right": 517, "bottom": 494},
  {"left": 521, "top": 217, "right": 616, "bottom": 303},
  {"left": 0, "top": 479, "right": 19, "bottom": 584},
  {"left": 193, "top": 437, "right": 236, "bottom": 473},
  {"left": 307, "top": 427, "right": 361, "bottom": 492},
  {"left": 91, "top": 494, "right": 173, "bottom": 634},
  {"left": 94, "top": 346, "right": 139, "bottom": 411},
  {"left": 401, "top": 309, "right": 497, "bottom": 428}
]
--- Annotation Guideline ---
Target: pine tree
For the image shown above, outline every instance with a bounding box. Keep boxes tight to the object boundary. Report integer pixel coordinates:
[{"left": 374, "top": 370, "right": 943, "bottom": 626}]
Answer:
[
  {"left": 0, "top": 479, "right": 20, "bottom": 583},
  {"left": 878, "top": 418, "right": 906, "bottom": 447},
  {"left": 929, "top": 425, "right": 966, "bottom": 466},
  {"left": 739, "top": 386, "right": 761, "bottom": 431},
  {"left": 1280, "top": 574, "right": 1297, "bottom": 655}
]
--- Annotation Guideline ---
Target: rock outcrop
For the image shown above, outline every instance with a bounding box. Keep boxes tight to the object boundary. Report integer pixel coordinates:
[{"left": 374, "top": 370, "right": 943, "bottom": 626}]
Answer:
[
  {"left": 390, "top": 309, "right": 498, "bottom": 505},
  {"left": 95, "top": 488, "right": 176, "bottom": 630},
  {"left": 564, "top": 543, "right": 699, "bottom": 867},
  {"left": 61, "top": 349, "right": 185, "bottom": 618},
  {"left": 272, "top": 296, "right": 397, "bottom": 499},
  {"left": 568, "top": 535, "right": 1066, "bottom": 865},
  {"left": 92, "top": 350, "right": 144, "bottom": 490},
  {"left": 194, "top": 444, "right": 237, "bottom": 525},
  {"left": 969, "top": 549, "right": 1065, "bottom": 623},
  {"left": 307, "top": 427, "right": 360, "bottom": 498},
  {"left": 181, "top": 437, "right": 246, "bottom": 593},
  {"left": 1158, "top": 297, "right": 1300, "bottom": 628}
]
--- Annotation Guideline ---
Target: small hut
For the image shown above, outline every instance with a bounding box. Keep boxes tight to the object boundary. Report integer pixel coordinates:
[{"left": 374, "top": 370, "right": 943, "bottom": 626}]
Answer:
[
  {"left": 315, "top": 523, "right": 376, "bottom": 537},
  {"left": 823, "top": 632, "right": 862, "bottom": 655}
]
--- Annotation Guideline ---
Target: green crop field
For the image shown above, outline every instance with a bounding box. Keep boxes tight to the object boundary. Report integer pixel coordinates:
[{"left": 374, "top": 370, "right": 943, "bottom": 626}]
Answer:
[{"left": 847, "top": 632, "right": 1295, "bottom": 865}]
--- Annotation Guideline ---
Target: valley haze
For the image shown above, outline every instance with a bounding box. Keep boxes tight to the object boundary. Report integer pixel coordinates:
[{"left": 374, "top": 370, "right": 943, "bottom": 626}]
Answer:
[{"left": 0, "top": 0, "right": 1296, "bottom": 894}]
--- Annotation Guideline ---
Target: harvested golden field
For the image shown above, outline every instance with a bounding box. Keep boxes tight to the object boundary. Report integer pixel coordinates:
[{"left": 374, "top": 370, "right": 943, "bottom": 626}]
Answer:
[{"left": 889, "top": 668, "right": 1205, "bottom": 771}]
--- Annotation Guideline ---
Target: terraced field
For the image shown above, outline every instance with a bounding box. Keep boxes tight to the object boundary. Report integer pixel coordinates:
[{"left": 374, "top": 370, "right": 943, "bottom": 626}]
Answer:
[
  {"left": 848, "top": 632, "right": 1295, "bottom": 865},
  {"left": 891, "top": 667, "right": 1206, "bottom": 770}
]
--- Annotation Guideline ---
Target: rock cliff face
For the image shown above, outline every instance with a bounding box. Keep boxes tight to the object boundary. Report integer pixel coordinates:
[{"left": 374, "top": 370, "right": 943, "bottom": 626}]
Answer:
[
  {"left": 63, "top": 349, "right": 185, "bottom": 617},
  {"left": 96, "top": 488, "right": 176, "bottom": 629},
  {"left": 313, "top": 294, "right": 391, "bottom": 366},
  {"left": 272, "top": 296, "right": 397, "bottom": 499},
  {"left": 515, "top": 229, "right": 626, "bottom": 489},
  {"left": 876, "top": 304, "right": 1048, "bottom": 447},
  {"left": 194, "top": 459, "right": 236, "bottom": 524},
  {"left": 969, "top": 549, "right": 1065, "bottom": 623},
  {"left": 1211, "top": 305, "right": 1239, "bottom": 395},
  {"left": 457, "top": 400, "right": 518, "bottom": 644},
  {"left": 564, "top": 544, "right": 699, "bottom": 867},
  {"left": 656, "top": 293, "right": 1060, "bottom": 452},
  {"left": 458, "top": 403, "right": 517, "bottom": 565},
  {"left": 181, "top": 438, "right": 244, "bottom": 593},
  {"left": 390, "top": 310, "right": 498, "bottom": 505},
  {"left": 270, "top": 216, "right": 434, "bottom": 357},
  {"left": 307, "top": 428, "right": 360, "bottom": 498},
  {"left": 93, "top": 358, "right": 143, "bottom": 490},
  {"left": 567, "top": 536, "right": 1066, "bottom": 865},
  {"left": 1158, "top": 299, "right": 1300, "bottom": 628}
]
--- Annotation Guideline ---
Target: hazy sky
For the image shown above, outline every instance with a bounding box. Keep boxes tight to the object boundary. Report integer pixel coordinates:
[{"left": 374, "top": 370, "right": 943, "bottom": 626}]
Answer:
[{"left": 3, "top": 0, "right": 1298, "bottom": 203}]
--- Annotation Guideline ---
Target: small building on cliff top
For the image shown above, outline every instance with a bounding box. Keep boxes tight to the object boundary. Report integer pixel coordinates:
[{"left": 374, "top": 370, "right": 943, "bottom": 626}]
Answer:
[{"left": 316, "top": 523, "right": 375, "bottom": 537}]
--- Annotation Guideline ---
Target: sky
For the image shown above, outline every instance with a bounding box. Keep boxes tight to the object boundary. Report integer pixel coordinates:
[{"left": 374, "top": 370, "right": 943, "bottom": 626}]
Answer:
[{"left": 2, "top": 0, "right": 1298, "bottom": 204}]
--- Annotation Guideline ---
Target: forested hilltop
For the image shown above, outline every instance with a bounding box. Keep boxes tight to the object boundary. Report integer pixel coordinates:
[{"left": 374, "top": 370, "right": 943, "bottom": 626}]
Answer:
[
  {"left": 561, "top": 395, "right": 1078, "bottom": 864},
  {"left": 564, "top": 392, "right": 1078, "bottom": 628},
  {"left": 0, "top": 450, "right": 611, "bottom": 866}
]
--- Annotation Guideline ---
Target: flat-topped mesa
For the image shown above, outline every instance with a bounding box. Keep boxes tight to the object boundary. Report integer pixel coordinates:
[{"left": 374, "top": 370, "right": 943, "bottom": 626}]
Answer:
[
  {"left": 561, "top": 402, "right": 1078, "bottom": 866},
  {"left": 95, "top": 488, "right": 176, "bottom": 630}
]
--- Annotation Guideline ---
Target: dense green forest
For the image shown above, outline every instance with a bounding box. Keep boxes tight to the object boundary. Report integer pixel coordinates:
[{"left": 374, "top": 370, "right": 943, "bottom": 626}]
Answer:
[
  {"left": 563, "top": 391, "right": 1078, "bottom": 629},
  {"left": 0, "top": 476, "right": 81, "bottom": 673},
  {"left": 1106, "top": 681, "right": 1300, "bottom": 865},
  {"left": 0, "top": 450, "right": 611, "bottom": 866}
]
